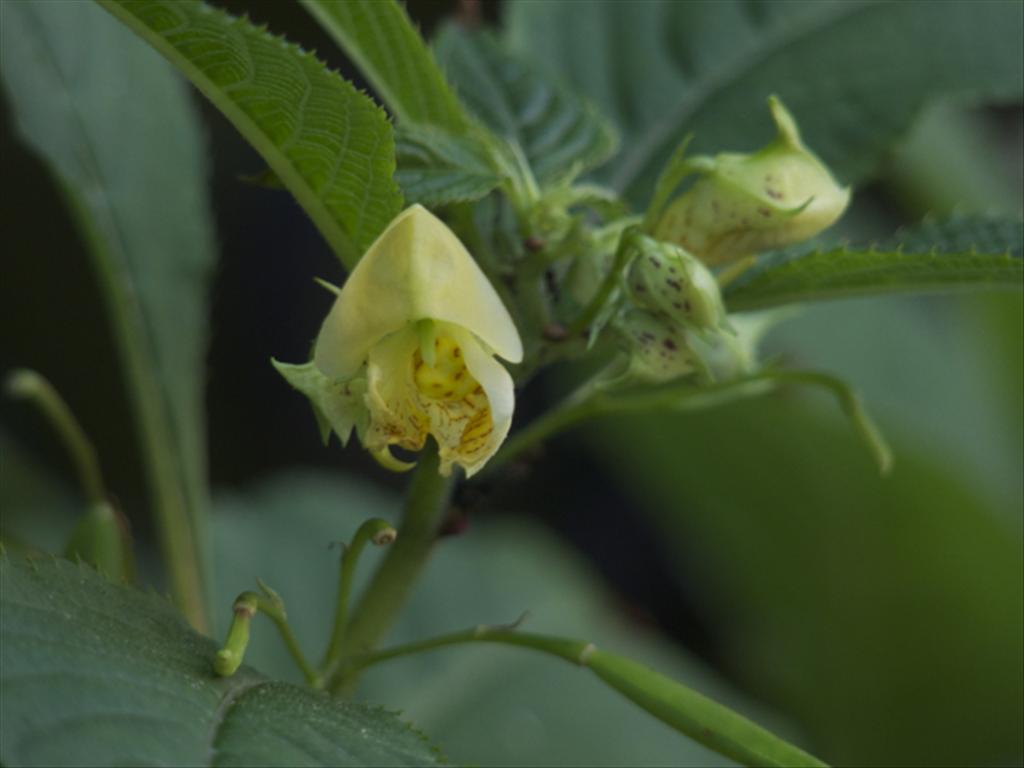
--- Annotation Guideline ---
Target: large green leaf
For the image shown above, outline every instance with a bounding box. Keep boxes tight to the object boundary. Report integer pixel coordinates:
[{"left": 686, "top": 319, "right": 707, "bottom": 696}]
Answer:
[
  {"left": 394, "top": 125, "right": 505, "bottom": 206},
  {"left": 583, "top": 284, "right": 1024, "bottom": 765},
  {"left": 212, "top": 471, "right": 812, "bottom": 766},
  {"left": 0, "top": 554, "right": 441, "bottom": 766},
  {"left": 433, "top": 24, "right": 618, "bottom": 184},
  {"left": 98, "top": 0, "right": 403, "bottom": 270},
  {"left": 1, "top": 0, "right": 213, "bottom": 626},
  {"left": 0, "top": 432, "right": 79, "bottom": 555},
  {"left": 725, "top": 216, "right": 1023, "bottom": 311},
  {"left": 299, "top": 0, "right": 469, "bottom": 133},
  {"left": 506, "top": 0, "right": 1024, "bottom": 201}
]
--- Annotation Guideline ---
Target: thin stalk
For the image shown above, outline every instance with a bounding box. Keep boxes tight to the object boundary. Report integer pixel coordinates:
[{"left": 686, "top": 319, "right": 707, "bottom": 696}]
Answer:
[
  {"left": 5, "top": 369, "right": 107, "bottom": 505},
  {"left": 486, "top": 371, "right": 777, "bottom": 475},
  {"left": 487, "top": 368, "right": 890, "bottom": 475},
  {"left": 259, "top": 600, "right": 318, "bottom": 687},
  {"left": 342, "top": 625, "right": 828, "bottom": 767},
  {"left": 214, "top": 587, "right": 318, "bottom": 685},
  {"left": 326, "top": 444, "right": 454, "bottom": 692},
  {"left": 322, "top": 519, "right": 397, "bottom": 674},
  {"left": 767, "top": 369, "right": 893, "bottom": 475}
]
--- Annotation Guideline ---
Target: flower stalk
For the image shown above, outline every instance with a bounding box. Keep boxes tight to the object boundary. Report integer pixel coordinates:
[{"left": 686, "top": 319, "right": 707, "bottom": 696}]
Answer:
[
  {"left": 325, "top": 443, "right": 455, "bottom": 693},
  {"left": 321, "top": 518, "right": 397, "bottom": 675}
]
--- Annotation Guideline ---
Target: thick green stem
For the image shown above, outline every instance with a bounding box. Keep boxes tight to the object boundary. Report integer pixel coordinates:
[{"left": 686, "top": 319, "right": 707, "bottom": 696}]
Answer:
[{"left": 327, "top": 444, "right": 454, "bottom": 692}]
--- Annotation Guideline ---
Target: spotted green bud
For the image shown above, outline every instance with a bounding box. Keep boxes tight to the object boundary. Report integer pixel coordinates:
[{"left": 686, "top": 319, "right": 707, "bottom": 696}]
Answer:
[
  {"left": 615, "top": 310, "right": 706, "bottom": 384},
  {"left": 627, "top": 234, "right": 726, "bottom": 331},
  {"left": 655, "top": 96, "right": 850, "bottom": 265}
]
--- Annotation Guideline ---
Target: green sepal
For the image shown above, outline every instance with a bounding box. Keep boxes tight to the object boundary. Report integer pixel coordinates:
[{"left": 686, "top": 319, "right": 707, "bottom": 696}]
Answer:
[{"left": 271, "top": 360, "right": 368, "bottom": 447}]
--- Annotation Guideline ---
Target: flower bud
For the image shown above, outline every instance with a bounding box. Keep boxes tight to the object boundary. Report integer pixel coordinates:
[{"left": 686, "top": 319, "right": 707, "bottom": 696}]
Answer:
[
  {"left": 655, "top": 96, "right": 850, "bottom": 265},
  {"left": 626, "top": 234, "right": 726, "bottom": 331},
  {"left": 615, "top": 310, "right": 705, "bottom": 384}
]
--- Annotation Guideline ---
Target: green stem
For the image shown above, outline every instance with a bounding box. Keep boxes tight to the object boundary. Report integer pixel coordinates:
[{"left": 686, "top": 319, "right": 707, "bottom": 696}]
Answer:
[
  {"left": 343, "top": 625, "right": 827, "bottom": 767},
  {"left": 566, "top": 227, "right": 639, "bottom": 339},
  {"left": 487, "top": 372, "right": 776, "bottom": 475},
  {"left": 326, "top": 443, "right": 454, "bottom": 693},
  {"left": 322, "top": 519, "right": 397, "bottom": 674},
  {"left": 259, "top": 598, "right": 318, "bottom": 687},
  {"left": 767, "top": 369, "right": 893, "bottom": 475},
  {"left": 214, "top": 587, "right": 318, "bottom": 685},
  {"left": 487, "top": 368, "right": 891, "bottom": 475},
  {"left": 5, "top": 369, "right": 107, "bottom": 505},
  {"left": 61, "top": 184, "right": 208, "bottom": 631}
]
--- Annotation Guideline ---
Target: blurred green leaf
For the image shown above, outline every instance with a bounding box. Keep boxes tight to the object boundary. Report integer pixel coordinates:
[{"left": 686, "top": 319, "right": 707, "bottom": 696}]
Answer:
[
  {"left": 0, "top": 554, "right": 442, "bottom": 766},
  {"left": 725, "top": 216, "right": 1023, "bottom": 311},
  {"left": 584, "top": 381, "right": 1023, "bottom": 765},
  {"left": 434, "top": 25, "right": 618, "bottom": 184},
  {"left": 394, "top": 124, "right": 506, "bottom": 206},
  {"left": 99, "top": 0, "right": 403, "bottom": 270},
  {"left": 212, "top": 471, "right": 811, "bottom": 766},
  {"left": 300, "top": 0, "right": 470, "bottom": 133},
  {"left": 0, "top": 431, "right": 79, "bottom": 554},
  {"left": 1, "top": 0, "right": 213, "bottom": 626},
  {"left": 506, "top": 0, "right": 1024, "bottom": 202}
]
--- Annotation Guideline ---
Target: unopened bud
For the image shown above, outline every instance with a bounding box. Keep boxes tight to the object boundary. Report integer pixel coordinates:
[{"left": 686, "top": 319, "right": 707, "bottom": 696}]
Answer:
[
  {"left": 627, "top": 235, "right": 726, "bottom": 331},
  {"left": 615, "top": 310, "right": 705, "bottom": 384},
  {"left": 655, "top": 96, "right": 850, "bottom": 265}
]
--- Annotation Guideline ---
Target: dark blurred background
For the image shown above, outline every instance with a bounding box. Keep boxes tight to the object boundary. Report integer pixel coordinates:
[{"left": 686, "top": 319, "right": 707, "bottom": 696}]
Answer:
[{"left": 2, "top": 1, "right": 1021, "bottom": 766}]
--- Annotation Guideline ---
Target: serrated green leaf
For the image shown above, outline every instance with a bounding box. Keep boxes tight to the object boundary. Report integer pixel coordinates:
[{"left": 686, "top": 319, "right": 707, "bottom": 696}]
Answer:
[
  {"left": 1, "top": 0, "right": 212, "bottom": 626},
  {"left": 724, "top": 216, "right": 1023, "bottom": 311},
  {"left": 394, "top": 125, "right": 505, "bottom": 206},
  {"left": 0, "top": 555, "right": 442, "bottom": 766},
  {"left": 434, "top": 24, "right": 618, "bottom": 184},
  {"left": 98, "top": 0, "right": 403, "bottom": 270},
  {"left": 506, "top": 0, "right": 1024, "bottom": 202},
  {"left": 300, "top": 0, "right": 469, "bottom": 133}
]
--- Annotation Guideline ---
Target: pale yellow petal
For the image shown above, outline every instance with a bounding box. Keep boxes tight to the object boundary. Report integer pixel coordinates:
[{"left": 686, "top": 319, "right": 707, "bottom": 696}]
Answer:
[
  {"left": 315, "top": 205, "right": 522, "bottom": 378},
  {"left": 447, "top": 326, "right": 515, "bottom": 478},
  {"left": 363, "top": 326, "right": 429, "bottom": 455}
]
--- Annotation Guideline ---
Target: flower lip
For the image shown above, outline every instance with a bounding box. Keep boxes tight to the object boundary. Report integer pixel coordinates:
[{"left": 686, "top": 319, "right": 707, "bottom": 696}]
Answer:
[{"left": 314, "top": 204, "right": 523, "bottom": 380}]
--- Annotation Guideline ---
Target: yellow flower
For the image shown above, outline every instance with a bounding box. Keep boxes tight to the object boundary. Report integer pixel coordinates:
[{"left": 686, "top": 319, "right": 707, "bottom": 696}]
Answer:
[
  {"left": 313, "top": 204, "right": 523, "bottom": 477},
  {"left": 655, "top": 96, "right": 850, "bottom": 265}
]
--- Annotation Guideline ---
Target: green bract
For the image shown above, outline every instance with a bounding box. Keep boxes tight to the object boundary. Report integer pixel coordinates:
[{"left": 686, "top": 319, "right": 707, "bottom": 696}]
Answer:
[{"left": 655, "top": 97, "right": 850, "bottom": 266}]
